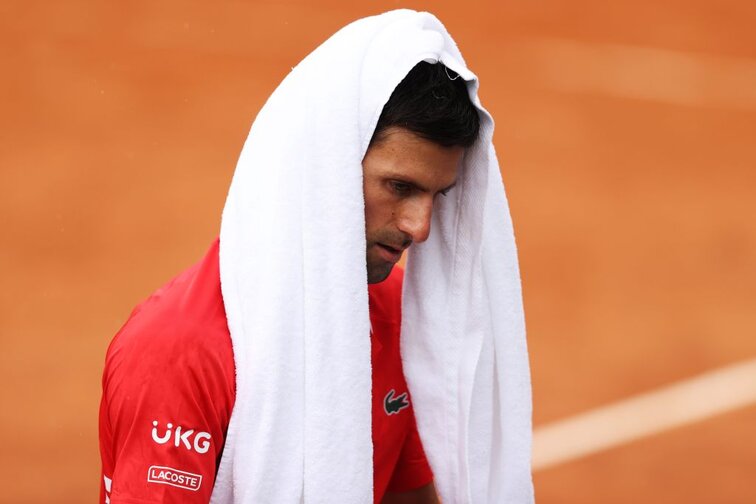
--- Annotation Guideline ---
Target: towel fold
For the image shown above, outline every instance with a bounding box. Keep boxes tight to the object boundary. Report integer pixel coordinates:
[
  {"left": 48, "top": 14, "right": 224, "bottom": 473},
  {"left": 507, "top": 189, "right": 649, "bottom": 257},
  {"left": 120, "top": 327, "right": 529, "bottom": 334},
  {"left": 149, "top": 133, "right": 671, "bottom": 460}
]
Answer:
[{"left": 212, "top": 9, "right": 533, "bottom": 503}]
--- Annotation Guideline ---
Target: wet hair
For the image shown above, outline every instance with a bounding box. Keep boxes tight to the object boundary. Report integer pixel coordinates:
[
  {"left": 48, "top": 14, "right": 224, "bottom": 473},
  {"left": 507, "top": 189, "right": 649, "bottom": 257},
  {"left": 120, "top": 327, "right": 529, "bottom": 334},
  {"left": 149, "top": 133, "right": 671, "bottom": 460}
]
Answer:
[{"left": 370, "top": 61, "right": 480, "bottom": 148}]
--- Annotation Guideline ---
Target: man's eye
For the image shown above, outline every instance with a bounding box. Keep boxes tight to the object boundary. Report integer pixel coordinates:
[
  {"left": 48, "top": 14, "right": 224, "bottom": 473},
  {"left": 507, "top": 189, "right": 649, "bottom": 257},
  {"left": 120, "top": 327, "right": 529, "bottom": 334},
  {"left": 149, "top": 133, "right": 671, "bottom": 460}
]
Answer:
[{"left": 390, "top": 181, "right": 413, "bottom": 196}]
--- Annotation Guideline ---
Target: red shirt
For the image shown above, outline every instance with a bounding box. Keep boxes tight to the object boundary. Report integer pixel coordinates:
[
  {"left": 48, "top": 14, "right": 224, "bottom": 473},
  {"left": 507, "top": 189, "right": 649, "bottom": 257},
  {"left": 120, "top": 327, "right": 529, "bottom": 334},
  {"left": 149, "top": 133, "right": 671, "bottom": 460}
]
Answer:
[{"left": 99, "top": 239, "right": 432, "bottom": 503}]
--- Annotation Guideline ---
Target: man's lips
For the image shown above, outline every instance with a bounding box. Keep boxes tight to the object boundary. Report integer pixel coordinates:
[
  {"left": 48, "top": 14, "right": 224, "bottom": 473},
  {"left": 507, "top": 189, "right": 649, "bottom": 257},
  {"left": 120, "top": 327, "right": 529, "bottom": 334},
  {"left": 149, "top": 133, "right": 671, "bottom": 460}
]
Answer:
[{"left": 376, "top": 243, "right": 404, "bottom": 263}]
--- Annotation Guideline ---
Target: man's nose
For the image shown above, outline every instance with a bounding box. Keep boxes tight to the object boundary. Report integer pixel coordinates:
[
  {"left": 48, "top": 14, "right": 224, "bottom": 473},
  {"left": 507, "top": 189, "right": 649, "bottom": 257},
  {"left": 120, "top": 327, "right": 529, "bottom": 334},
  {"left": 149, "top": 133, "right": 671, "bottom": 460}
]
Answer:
[{"left": 396, "top": 198, "right": 433, "bottom": 244}]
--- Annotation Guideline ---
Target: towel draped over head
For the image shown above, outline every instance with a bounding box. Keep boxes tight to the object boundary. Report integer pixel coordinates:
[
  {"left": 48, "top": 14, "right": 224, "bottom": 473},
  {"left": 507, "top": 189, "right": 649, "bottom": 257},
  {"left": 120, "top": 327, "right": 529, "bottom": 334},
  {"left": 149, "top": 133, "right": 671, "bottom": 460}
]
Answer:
[{"left": 212, "top": 9, "right": 533, "bottom": 504}]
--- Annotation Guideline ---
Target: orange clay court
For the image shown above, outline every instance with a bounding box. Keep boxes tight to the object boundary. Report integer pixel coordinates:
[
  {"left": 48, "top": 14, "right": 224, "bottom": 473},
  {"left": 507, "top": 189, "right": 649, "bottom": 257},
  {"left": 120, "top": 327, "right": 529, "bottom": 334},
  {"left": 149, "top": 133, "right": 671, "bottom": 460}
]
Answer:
[{"left": 1, "top": 1, "right": 755, "bottom": 502}]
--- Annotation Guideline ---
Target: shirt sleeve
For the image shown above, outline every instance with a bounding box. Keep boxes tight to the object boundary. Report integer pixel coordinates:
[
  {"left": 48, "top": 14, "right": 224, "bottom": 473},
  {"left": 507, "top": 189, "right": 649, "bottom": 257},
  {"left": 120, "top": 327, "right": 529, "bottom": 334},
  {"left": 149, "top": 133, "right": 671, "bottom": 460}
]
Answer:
[
  {"left": 99, "top": 315, "right": 235, "bottom": 504},
  {"left": 386, "top": 410, "right": 434, "bottom": 493}
]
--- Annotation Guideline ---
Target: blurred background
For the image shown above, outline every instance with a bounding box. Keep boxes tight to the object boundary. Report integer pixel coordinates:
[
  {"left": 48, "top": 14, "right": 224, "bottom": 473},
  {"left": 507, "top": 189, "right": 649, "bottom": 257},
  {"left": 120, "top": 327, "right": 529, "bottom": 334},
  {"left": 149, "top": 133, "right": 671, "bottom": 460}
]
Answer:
[{"left": 2, "top": 0, "right": 754, "bottom": 502}]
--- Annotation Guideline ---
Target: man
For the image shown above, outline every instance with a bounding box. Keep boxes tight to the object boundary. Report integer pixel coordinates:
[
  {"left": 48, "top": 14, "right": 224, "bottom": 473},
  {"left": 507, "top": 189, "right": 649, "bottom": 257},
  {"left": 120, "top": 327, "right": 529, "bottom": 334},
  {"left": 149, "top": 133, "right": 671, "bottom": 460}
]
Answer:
[
  {"left": 100, "top": 10, "right": 533, "bottom": 504},
  {"left": 101, "top": 58, "right": 475, "bottom": 504}
]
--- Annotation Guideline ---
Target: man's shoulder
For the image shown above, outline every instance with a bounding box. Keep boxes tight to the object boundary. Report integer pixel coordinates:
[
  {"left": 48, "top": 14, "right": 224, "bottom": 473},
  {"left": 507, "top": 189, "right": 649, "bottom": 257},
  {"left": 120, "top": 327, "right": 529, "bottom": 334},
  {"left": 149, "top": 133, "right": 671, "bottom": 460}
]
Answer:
[{"left": 104, "top": 240, "right": 232, "bottom": 378}]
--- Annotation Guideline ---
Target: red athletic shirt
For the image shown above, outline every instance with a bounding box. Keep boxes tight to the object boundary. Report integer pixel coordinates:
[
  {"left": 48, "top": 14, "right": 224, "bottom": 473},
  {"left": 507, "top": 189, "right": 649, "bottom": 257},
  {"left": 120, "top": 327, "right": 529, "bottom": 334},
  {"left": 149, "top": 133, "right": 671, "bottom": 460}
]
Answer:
[{"left": 99, "top": 239, "right": 432, "bottom": 503}]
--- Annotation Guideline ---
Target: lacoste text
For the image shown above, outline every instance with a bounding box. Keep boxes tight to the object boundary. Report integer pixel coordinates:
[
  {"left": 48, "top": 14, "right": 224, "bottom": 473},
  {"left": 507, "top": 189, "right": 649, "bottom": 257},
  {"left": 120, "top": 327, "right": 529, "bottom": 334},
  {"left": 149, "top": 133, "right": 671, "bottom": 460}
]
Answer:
[{"left": 147, "top": 466, "right": 202, "bottom": 491}]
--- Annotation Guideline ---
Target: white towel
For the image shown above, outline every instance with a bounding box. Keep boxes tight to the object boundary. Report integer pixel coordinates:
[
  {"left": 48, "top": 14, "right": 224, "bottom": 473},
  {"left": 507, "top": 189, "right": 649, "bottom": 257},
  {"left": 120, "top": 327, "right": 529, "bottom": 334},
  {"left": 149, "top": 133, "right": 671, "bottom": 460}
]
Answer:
[{"left": 212, "top": 9, "right": 533, "bottom": 504}]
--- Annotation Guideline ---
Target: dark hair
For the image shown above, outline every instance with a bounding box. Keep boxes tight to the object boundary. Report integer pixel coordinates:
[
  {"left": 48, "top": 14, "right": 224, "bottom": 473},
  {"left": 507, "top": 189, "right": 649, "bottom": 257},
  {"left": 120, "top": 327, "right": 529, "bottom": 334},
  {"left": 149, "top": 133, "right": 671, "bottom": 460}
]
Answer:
[{"left": 371, "top": 61, "right": 480, "bottom": 148}]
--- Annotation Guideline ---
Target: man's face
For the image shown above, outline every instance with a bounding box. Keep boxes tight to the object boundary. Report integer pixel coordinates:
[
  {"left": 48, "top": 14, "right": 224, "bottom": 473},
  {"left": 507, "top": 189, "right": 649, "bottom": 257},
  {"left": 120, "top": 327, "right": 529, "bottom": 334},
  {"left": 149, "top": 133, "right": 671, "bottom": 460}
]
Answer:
[{"left": 362, "top": 126, "right": 464, "bottom": 284}]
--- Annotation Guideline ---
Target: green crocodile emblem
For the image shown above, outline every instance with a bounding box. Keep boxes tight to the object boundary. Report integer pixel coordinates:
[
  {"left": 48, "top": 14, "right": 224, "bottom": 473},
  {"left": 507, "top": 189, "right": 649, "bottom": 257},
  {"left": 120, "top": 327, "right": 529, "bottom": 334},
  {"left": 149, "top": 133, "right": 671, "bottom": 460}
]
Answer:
[{"left": 384, "top": 389, "right": 410, "bottom": 415}]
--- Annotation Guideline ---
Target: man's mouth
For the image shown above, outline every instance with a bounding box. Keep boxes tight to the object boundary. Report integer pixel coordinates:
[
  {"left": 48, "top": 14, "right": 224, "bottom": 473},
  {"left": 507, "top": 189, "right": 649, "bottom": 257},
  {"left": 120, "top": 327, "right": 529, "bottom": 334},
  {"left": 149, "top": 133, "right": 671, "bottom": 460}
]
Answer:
[{"left": 376, "top": 243, "right": 404, "bottom": 263}]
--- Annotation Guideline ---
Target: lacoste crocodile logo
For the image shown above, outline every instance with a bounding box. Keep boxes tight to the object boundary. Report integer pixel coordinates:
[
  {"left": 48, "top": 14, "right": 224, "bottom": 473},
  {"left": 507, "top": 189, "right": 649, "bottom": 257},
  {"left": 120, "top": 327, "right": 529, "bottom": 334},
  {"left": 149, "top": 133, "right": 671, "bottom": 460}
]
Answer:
[{"left": 384, "top": 389, "right": 410, "bottom": 415}]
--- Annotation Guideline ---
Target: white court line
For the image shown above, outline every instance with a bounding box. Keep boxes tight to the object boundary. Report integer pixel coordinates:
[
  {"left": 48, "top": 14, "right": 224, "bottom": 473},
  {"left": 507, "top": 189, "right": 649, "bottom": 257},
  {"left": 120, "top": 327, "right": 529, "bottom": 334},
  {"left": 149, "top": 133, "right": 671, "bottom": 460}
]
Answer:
[
  {"left": 520, "top": 37, "right": 756, "bottom": 110},
  {"left": 532, "top": 358, "right": 756, "bottom": 471}
]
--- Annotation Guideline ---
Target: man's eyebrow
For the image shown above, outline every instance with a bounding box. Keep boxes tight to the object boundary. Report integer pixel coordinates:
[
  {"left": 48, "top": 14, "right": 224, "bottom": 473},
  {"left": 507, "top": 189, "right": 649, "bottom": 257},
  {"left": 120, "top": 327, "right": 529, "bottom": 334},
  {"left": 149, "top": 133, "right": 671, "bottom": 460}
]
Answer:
[{"left": 386, "top": 173, "right": 457, "bottom": 194}]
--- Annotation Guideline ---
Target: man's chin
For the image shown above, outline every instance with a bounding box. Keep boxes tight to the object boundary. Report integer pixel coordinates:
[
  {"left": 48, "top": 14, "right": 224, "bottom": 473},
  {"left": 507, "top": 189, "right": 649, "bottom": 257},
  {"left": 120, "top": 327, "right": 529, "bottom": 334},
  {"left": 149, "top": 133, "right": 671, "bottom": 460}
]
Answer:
[{"left": 367, "top": 261, "right": 394, "bottom": 284}]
